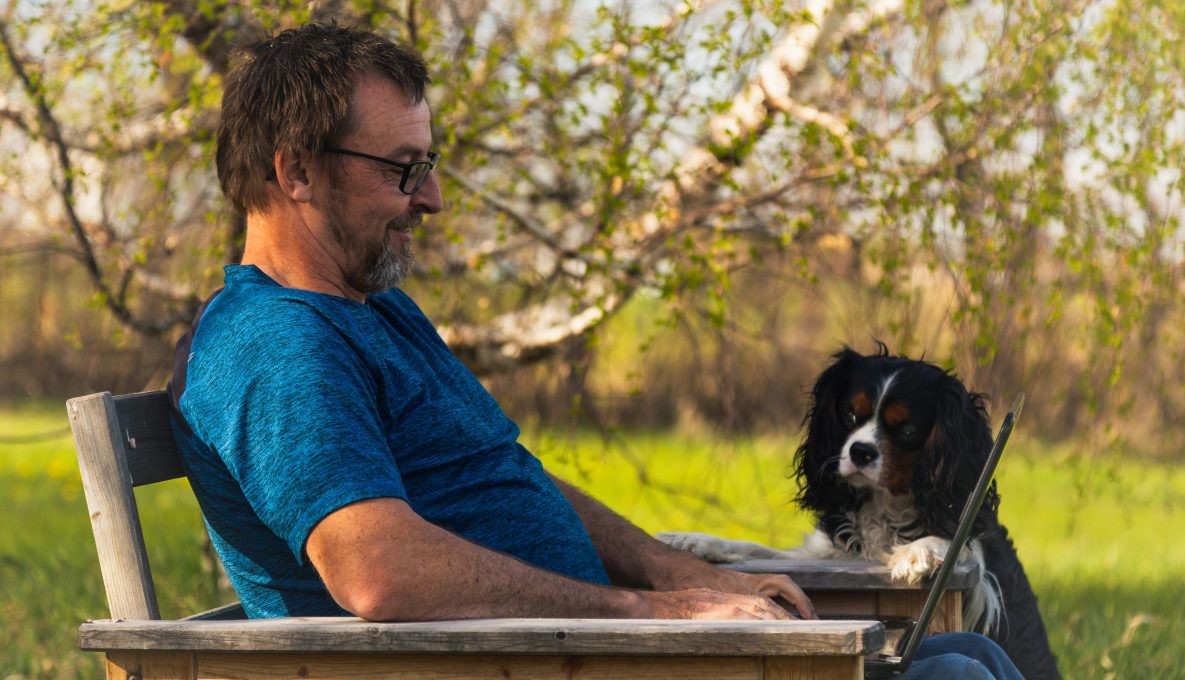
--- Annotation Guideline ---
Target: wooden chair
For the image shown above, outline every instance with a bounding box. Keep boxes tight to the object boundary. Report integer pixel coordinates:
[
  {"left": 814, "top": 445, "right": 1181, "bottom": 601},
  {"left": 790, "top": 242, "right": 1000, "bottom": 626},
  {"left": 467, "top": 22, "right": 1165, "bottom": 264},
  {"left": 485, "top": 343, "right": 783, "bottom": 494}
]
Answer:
[{"left": 69, "top": 390, "right": 883, "bottom": 680}]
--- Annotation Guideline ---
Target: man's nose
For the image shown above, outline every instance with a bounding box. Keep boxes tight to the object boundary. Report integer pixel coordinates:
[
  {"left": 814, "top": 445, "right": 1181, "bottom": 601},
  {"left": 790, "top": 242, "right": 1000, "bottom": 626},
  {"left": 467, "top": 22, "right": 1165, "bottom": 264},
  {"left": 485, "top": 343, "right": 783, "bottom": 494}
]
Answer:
[
  {"left": 411, "top": 170, "right": 444, "bottom": 214},
  {"left": 850, "top": 442, "right": 879, "bottom": 468}
]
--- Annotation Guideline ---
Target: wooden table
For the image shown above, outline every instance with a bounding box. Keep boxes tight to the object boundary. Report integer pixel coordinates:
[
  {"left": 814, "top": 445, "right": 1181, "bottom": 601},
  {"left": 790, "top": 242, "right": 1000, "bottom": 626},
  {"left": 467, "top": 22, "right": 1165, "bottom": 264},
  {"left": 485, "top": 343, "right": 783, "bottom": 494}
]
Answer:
[
  {"left": 731, "top": 558, "right": 981, "bottom": 634},
  {"left": 79, "top": 617, "right": 885, "bottom": 680}
]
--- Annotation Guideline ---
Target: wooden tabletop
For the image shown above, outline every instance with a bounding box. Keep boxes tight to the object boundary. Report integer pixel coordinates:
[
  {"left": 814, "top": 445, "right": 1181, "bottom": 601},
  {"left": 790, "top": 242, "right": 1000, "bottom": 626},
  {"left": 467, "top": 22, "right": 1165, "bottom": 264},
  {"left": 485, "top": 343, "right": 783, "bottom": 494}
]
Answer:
[
  {"left": 80, "top": 617, "right": 885, "bottom": 657},
  {"left": 728, "top": 558, "right": 981, "bottom": 591}
]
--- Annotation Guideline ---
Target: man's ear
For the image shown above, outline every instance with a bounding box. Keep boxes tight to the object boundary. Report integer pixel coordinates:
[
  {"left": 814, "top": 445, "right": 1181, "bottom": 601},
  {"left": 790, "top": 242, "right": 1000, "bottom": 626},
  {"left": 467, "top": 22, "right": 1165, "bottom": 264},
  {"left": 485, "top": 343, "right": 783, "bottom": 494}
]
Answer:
[{"left": 274, "top": 149, "right": 314, "bottom": 203}]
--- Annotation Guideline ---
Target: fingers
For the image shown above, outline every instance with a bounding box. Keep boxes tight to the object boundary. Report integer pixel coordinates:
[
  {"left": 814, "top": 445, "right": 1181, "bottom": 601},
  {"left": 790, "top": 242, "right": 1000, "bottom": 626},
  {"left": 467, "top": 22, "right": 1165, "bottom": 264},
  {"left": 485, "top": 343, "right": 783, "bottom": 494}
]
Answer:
[
  {"left": 731, "top": 594, "right": 792, "bottom": 621},
  {"left": 642, "top": 566, "right": 818, "bottom": 620},
  {"left": 750, "top": 595, "right": 793, "bottom": 621},
  {"left": 689, "top": 597, "right": 789, "bottom": 620},
  {"left": 753, "top": 575, "right": 818, "bottom": 620},
  {"left": 676, "top": 589, "right": 794, "bottom": 621}
]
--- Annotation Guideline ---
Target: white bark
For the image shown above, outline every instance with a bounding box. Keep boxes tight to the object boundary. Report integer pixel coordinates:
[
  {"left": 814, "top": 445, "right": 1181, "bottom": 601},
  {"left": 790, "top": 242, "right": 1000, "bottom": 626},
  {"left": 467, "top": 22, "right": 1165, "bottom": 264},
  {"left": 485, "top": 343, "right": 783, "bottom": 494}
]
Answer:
[{"left": 445, "top": 0, "right": 909, "bottom": 373}]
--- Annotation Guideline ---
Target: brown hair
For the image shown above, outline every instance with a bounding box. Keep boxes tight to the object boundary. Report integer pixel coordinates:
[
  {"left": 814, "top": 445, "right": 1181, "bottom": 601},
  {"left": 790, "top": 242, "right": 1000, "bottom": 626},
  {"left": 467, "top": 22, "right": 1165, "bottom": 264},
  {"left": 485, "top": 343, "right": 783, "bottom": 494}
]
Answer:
[{"left": 216, "top": 23, "right": 429, "bottom": 215}]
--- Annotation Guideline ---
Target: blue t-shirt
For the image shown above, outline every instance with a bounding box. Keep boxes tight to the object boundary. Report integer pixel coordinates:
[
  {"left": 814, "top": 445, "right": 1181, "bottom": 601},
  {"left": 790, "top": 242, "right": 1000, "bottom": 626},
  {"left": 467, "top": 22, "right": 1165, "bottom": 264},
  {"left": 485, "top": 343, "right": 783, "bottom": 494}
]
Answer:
[{"left": 170, "top": 265, "right": 609, "bottom": 618}]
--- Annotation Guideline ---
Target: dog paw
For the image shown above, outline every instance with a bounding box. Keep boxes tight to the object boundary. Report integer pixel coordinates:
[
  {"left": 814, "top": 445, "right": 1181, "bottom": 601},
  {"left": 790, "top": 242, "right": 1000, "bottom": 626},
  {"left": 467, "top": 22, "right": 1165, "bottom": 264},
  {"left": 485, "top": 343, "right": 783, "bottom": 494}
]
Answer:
[
  {"left": 887, "top": 537, "right": 949, "bottom": 583},
  {"left": 655, "top": 532, "right": 747, "bottom": 563}
]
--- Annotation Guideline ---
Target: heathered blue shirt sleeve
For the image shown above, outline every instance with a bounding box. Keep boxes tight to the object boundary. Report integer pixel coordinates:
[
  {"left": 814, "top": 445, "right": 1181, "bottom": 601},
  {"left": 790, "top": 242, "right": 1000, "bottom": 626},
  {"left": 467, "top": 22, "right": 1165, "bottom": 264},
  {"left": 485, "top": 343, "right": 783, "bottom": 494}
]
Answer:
[{"left": 181, "top": 293, "right": 407, "bottom": 564}]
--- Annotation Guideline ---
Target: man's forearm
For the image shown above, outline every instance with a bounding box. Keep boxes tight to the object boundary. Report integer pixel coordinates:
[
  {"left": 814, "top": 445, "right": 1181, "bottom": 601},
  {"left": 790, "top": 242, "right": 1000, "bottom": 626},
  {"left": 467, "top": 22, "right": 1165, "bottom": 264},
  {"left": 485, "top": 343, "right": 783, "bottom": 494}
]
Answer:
[
  {"left": 319, "top": 500, "right": 641, "bottom": 620},
  {"left": 306, "top": 497, "right": 792, "bottom": 622},
  {"left": 547, "top": 475, "right": 817, "bottom": 619}
]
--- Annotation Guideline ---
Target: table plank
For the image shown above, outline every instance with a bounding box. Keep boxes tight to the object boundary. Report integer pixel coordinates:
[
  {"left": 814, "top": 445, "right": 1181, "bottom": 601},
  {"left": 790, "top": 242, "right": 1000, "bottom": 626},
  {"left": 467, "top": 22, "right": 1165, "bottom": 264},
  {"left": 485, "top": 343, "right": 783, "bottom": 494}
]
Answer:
[
  {"left": 107, "top": 651, "right": 192, "bottom": 680},
  {"left": 196, "top": 653, "right": 767, "bottom": 680},
  {"left": 879, "top": 591, "right": 962, "bottom": 634},
  {"left": 728, "top": 559, "right": 980, "bottom": 591},
  {"left": 765, "top": 655, "right": 864, "bottom": 680},
  {"left": 80, "top": 618, "right": 883, "bottom": 657},
  {"left": 104, "top": 652, "right": 866, "bottom": 680}
]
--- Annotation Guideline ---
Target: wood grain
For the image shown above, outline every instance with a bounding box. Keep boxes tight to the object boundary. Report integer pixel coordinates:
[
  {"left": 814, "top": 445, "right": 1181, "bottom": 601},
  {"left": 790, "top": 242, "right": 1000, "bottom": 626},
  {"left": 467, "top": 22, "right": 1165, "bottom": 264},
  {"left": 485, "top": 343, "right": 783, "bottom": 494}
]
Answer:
[
  {"left": 69, "top": 392, "right": 161, "bottom": 620},
  {"left": 110, "top": 391, "right": 186, "bottom": 487},
  {"left": 102, "top": 651, "right": 866, "bottom": 680},
  {"left": 195, "top": 653, "right": 766, "bottom": 680},
  {"left": 764, "top": 655, "right": 862, "bottom": 680},
  {"left": 80, "top": 618, "right": 884, "bottom": 657},
  {"left": 807, "top": 592, "right": 877, "bottom": 616},
  {"left": 878, "top": 591, "right": 962, "bottom": 634},
  {"left": 731, "top": 559, "right": 980, "bottom": 591},
  {"left": 107, "top": 651, "right": 194, "bottom": 680}
]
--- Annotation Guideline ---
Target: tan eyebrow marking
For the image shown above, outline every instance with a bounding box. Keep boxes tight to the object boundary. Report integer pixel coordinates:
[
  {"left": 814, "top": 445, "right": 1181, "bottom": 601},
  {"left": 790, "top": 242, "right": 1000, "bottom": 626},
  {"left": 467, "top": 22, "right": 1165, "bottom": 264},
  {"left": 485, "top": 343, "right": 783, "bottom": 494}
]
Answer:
[
  {"left": 883, "top": 402, "right": 911, "bottom": 427},
  {"left": 851, "top": 391, "right": 872, "bottom": 417}
]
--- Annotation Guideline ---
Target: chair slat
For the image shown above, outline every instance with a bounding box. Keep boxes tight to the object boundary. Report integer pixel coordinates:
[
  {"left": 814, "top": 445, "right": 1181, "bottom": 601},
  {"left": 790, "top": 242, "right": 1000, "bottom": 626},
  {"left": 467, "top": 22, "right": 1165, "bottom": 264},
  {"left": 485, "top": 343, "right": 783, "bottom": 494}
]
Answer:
[
  {"left": 112, "top": 391, "right": 186, "bottom": 487},
  {"left": 69, "top": 391, "right": 161, "bottom": 620}
]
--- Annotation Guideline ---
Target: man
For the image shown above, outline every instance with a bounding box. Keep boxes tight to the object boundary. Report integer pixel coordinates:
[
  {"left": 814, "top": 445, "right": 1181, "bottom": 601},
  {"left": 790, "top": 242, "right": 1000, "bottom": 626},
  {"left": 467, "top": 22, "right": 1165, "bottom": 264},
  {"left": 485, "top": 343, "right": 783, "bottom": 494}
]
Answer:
[
  {"left": 171, "top": 22, "right": 811, "bottom": 624},
  {"left": 170, "top": 23, "right": 1024, "bottom": 679}
]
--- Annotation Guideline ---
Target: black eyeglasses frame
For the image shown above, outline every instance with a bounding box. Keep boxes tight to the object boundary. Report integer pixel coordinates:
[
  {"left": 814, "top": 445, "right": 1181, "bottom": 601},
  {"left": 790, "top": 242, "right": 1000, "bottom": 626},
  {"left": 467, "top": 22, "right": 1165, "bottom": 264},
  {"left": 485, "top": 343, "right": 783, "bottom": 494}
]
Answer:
[{"left": 322, "top": 147, "right": 440, "bottom": 195}]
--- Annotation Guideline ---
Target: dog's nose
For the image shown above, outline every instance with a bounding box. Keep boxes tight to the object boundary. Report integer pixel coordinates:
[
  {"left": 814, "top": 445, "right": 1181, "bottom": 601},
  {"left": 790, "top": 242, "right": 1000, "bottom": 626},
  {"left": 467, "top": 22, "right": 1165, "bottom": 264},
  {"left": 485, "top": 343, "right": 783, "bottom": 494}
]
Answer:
[{"left": 850, "top": 442, "right": 879, "bottom": 468}]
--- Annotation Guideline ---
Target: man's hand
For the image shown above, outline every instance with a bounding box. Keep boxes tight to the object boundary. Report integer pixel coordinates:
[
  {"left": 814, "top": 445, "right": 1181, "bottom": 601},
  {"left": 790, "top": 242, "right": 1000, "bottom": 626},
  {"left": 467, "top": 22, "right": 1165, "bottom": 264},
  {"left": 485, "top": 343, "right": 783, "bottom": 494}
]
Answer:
[
  {"left": 547, "top": 475, "right": 816, "bottom": 620},
  {"left": 635, "top": 587, "right": 799, "bottom": 620},
  {"left": 643, "top": 546, "right": 817, "bottom": 620}
]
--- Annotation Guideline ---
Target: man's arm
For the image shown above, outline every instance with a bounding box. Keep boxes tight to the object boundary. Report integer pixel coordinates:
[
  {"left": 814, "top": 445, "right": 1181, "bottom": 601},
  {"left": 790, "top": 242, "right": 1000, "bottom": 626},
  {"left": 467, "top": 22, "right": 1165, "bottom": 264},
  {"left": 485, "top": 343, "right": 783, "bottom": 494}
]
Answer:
[
  {"left": 548, "top": 474, "right": 817, "bottom": 619},
  {"left": 306, "top": 497, "right": 797, "bottom": 622}
]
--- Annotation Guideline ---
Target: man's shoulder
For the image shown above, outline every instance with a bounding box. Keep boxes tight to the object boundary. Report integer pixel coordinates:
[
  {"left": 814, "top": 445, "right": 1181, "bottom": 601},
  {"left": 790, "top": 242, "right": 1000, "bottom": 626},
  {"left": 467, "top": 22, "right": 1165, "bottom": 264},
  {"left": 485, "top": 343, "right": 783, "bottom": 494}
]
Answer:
[
  {"left": 200, "top": 274, "right": 361, "bottom": 344},
  {"left": 178, "top": 280, "right": 380, "bottom": 427}
]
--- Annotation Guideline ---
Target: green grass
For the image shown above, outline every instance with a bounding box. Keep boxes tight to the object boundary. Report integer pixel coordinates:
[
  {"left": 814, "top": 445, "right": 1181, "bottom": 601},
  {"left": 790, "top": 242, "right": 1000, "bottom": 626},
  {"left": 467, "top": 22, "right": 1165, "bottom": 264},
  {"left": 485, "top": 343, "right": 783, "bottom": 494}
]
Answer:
[
  {"left": 3, "top": 405, "right": 1184, "bottom": 678},
  {"left": 529, "top": 429, "right": 1185, "bottom": 679},
  {"left": 1, "top": 404, "right": 225, "bottom": 679}
]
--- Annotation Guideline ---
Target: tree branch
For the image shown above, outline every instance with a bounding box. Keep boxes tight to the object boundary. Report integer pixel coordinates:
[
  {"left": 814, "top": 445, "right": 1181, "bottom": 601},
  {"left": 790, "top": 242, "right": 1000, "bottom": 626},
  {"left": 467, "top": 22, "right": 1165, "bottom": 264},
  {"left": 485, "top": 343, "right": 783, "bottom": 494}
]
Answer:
[
  {"left": 0, "top": 21, "right": 195, "bottom": 335},
  {"left": 446, "top": 1, "right": 911, "bottom": 372},
  {"left": 442, "top": 165, "right": 579, "bottom": 258},
  {"left": 439, "top": 292, "right": 627, "bottom": 373}
]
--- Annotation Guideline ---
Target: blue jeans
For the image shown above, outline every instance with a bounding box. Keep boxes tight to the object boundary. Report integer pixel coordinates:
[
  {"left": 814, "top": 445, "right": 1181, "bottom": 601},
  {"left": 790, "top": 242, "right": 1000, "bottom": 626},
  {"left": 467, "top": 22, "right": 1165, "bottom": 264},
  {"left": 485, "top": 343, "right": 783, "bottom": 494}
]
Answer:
[{"left": 901, "top": 633, "right": 1025, "bottom": 680}]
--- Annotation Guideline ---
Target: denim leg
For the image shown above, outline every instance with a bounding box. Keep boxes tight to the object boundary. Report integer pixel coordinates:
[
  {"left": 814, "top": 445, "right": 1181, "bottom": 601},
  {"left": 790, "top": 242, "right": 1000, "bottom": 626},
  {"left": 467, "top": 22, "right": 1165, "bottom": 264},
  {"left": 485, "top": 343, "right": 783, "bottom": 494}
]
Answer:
[
  {"left": 900, "top": 633, "right": 1025, "bottom": 680},
  {"left": 900, "top": 653, "right": 997, "bottom": 680}
]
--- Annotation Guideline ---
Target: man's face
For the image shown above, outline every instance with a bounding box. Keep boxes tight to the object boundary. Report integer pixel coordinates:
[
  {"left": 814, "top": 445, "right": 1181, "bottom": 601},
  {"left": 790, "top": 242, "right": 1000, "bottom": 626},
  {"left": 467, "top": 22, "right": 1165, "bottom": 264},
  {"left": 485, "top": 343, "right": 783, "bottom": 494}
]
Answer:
[{"left": 318, "top": 72, "right": 443, "bottom": 295}]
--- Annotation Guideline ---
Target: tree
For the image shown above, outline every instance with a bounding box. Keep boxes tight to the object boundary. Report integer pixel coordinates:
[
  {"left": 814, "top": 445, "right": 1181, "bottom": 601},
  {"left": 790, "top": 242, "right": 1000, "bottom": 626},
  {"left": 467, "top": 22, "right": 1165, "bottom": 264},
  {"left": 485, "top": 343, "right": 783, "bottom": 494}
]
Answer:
[{"left": 2, "top": 0, "right": 1184, "bottom": 445}]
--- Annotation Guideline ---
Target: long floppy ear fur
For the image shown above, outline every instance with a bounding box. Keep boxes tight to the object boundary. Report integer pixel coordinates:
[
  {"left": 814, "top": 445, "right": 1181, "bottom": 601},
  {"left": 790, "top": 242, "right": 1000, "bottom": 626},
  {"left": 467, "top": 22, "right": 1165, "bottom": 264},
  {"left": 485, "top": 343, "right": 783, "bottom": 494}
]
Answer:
[
  {"left": 794, "top": 347, "right": 866, "bottom": 531},
  {"left": 913, "top": 373, "right": 1000, "bottom": 538}
]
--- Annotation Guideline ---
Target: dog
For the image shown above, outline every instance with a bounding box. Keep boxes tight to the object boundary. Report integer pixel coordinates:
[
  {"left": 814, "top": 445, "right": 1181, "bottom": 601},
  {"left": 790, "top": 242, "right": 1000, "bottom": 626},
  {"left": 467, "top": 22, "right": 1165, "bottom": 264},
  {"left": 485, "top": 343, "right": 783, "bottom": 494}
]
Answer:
[{"left": 658, "top": 345, "right": 1060, "bottom": 680}]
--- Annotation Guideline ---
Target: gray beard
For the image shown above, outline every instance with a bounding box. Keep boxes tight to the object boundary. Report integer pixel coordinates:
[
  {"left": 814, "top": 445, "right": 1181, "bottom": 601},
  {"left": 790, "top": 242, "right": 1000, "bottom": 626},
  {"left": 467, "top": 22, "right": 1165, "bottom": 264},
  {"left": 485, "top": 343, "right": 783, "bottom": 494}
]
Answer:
[
  {"left": 352, "top": 215, "right": 417, "bottom": 294},
  {"left": 326, "top": 197, "right": 419, "bottom": 295}
]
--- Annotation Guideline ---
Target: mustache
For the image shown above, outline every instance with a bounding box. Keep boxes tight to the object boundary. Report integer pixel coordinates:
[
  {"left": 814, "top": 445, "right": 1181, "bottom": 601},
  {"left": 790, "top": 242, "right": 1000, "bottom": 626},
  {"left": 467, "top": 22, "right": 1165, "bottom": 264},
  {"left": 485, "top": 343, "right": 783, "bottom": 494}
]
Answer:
[{"left": 388, "top": 212, "right": 423, "bottom": 232}]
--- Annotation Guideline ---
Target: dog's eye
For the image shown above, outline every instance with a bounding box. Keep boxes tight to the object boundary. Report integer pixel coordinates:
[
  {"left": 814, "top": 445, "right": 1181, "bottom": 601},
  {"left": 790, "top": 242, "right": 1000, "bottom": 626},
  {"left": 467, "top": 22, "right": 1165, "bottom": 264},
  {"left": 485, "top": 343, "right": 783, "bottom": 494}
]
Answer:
[
  {"left": 842, "top": 410, "right": 858, "bottom": 427},
  {"left": 901, "top": 423, "right": 919, "bottom": 438}
]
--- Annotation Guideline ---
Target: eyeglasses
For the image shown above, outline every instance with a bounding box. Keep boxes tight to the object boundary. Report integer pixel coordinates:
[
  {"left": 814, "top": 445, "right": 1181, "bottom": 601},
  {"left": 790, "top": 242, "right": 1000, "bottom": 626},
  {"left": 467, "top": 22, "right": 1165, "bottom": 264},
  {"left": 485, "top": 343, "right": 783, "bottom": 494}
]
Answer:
[{"left": 322, "top": 147, "right": 440, "bottom": 195}]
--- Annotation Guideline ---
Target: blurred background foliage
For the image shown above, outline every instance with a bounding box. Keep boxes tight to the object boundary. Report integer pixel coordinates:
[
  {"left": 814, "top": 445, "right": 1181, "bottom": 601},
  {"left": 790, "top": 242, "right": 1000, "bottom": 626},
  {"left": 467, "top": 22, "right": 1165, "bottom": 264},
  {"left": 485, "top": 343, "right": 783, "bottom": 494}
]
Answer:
[
  {"left": 4, "top": 2, "right": 1185, "bottom": 677},
  {"left": 2, "top": 0, "right": 1185, "bottom": 454}
]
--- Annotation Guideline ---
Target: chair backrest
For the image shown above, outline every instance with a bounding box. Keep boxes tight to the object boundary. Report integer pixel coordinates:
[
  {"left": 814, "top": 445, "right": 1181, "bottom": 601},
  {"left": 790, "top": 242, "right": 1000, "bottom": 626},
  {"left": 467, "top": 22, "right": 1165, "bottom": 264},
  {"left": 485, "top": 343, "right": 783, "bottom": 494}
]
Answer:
[{"left": 68, "top": 390, "right": 184, "bottom": 620}]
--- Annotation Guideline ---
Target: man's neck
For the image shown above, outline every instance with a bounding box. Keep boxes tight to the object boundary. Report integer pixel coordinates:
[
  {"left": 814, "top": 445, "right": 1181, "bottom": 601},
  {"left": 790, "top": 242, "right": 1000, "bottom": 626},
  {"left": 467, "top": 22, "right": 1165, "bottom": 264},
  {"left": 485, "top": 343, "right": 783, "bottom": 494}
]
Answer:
[{"left": 240, "top": 210, "right": 365, "bottom": 302}]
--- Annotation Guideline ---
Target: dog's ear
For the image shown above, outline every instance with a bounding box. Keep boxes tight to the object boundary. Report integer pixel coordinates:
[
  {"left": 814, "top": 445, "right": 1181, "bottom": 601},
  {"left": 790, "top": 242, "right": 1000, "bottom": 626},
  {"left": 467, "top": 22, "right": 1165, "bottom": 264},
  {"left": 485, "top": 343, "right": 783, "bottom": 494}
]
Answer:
[
  {"left": 795, "top": 348, "right": 864, "bottom": 516},
  {"left": 915, "top": 374, "right": 1000, "bottom": 537}
]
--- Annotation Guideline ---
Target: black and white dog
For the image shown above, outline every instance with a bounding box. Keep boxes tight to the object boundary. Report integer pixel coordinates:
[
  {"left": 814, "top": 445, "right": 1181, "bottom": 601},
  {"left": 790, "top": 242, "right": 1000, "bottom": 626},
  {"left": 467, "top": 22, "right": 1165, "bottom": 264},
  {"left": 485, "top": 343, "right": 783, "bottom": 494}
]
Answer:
[{"left": 659, "top": 345, "right": 1060, "bottom": 680}]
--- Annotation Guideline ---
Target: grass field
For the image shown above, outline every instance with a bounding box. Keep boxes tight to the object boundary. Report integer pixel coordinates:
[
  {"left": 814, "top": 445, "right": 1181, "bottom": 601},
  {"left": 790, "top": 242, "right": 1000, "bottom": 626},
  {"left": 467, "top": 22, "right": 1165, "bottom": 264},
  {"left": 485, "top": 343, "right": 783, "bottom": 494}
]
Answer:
[{"left": 3, "top": 404, "right": 1184, "bottom": 679}]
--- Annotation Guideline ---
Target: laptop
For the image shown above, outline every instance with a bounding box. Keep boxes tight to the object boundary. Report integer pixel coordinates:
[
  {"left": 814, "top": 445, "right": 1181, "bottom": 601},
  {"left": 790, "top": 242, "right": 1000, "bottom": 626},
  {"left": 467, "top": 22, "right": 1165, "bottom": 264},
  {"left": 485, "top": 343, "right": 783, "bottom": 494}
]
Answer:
[{"left": 854, "top": 393, "right": 1025, "bottom": 678}]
